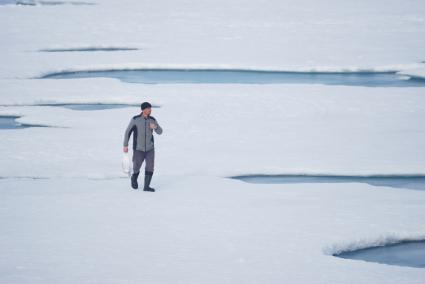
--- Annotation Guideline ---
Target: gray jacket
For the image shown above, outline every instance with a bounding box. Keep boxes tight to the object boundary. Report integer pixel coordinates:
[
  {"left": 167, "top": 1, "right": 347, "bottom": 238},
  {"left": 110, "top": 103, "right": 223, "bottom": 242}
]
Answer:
[{"left": 123, "top": 114, "right": 163, "bottom": 152}]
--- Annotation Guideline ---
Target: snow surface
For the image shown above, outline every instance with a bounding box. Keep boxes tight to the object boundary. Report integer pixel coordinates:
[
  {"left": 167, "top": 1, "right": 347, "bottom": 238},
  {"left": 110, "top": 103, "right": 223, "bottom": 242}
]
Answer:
[{"left": 1, "top": 0, "right": 425, "bottom": 283}]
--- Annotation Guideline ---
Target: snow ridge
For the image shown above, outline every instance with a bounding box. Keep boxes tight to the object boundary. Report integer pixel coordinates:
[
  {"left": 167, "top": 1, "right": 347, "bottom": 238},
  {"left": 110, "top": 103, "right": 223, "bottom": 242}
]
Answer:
[{"left": 323, "top": 232, "right": 425, "bottom": 256}]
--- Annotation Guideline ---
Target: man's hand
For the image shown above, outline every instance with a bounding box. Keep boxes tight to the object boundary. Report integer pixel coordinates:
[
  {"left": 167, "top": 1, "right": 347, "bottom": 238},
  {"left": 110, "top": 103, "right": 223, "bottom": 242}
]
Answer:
[
  {"left": 123, "top": 146, "right": 128, "bottom": 153},
  {"left": 150, "top": 123, "right": 157, "bottom": 130}
]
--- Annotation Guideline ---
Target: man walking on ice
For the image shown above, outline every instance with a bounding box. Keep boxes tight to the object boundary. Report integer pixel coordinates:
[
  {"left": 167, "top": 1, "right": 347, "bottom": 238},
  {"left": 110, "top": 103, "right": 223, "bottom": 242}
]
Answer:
[{"left": 123, "top": 102, "right": 163, "bottom": 191}]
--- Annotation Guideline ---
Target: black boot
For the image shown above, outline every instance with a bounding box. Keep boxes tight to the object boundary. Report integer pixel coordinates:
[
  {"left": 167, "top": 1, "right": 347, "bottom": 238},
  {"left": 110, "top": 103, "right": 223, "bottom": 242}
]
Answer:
[
  {"left": 143, "top": 171, "right": 155, "bottom": 192},
  {"left": 131, "top": 172, "right": 139, "bottom": 189}
]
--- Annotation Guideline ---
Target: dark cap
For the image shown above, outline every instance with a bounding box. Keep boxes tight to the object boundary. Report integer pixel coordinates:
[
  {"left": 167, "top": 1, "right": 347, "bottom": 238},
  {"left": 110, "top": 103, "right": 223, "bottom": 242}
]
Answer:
[{"left": 141, "top": 102, "right": 152, "bottom": 110}]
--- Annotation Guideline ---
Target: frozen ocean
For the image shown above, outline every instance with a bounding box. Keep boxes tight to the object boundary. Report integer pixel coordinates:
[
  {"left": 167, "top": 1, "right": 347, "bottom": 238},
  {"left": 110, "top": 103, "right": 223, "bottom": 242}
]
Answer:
[{"left": 1, "top": 0, "right": 425, "bottom": 283}]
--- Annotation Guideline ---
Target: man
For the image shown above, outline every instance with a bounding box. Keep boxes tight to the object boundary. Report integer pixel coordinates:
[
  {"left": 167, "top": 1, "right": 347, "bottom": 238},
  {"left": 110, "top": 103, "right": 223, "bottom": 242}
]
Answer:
[{"left": 123, "top": 102, "right": 163, "bottom": 191}]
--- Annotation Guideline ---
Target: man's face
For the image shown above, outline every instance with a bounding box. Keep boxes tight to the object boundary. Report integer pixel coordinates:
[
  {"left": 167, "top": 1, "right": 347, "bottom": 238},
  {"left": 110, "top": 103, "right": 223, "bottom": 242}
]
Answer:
[{"left": 142, "top": 107, "right": 151, "bottom": 116}]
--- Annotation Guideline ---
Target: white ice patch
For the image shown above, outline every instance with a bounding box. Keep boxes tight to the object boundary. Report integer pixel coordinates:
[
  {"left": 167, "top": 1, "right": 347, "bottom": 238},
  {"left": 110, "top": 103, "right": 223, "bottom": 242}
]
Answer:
[
  {"left": 396, "top": 75, "right": 411, "bottom": 80},
  {"left": 397, "top": 68, "right": 425, "bottom": 80}
]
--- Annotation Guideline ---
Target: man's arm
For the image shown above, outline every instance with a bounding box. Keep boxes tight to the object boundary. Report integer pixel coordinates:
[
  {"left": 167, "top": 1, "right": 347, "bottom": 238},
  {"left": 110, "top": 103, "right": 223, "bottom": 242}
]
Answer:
[
  {"left": 154, "top": 121, "right": 163, "bottom": 135},
  {"left": 123, "top": 118, "right": 136, "bottom": 152},
  {"left": 149, "top": 116, "right": 163, "bottom": 134}
]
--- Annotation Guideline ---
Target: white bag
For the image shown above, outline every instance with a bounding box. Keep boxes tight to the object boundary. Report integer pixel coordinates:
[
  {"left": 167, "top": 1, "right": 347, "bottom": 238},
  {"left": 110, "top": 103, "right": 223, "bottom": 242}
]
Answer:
[{"left": 121, "top": 152, "right": 133, "bottom": 176}]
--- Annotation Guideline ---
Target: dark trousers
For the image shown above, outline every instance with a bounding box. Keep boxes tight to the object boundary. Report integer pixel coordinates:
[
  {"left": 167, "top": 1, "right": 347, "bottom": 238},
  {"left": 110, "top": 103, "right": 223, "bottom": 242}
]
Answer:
[{"left": 132, "top": 149, "right": 155, "bottom": 174}]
